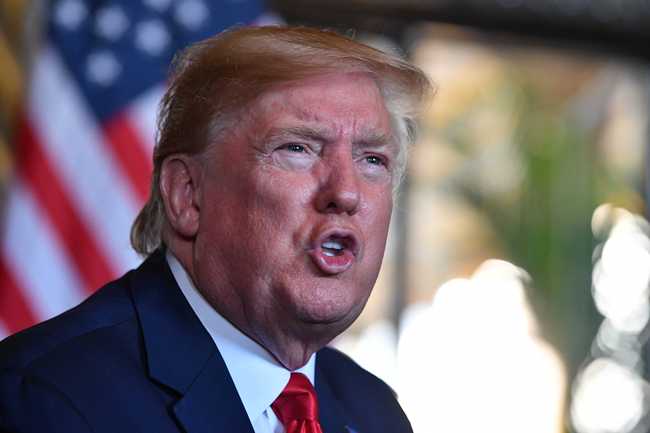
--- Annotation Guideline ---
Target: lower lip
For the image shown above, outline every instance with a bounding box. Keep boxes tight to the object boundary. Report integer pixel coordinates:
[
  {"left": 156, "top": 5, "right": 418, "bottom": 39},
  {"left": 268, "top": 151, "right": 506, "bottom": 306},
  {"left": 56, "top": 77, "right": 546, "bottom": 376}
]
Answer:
[{"left": 309, "top": 248, "right": 355, "bottom": 275}]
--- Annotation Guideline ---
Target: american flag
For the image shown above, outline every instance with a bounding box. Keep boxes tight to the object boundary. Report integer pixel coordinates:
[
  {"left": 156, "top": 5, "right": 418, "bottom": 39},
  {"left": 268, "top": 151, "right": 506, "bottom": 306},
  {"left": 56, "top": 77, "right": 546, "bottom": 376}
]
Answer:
[{"left": 0, "top": 0, "right": 268, "bottom": 338}]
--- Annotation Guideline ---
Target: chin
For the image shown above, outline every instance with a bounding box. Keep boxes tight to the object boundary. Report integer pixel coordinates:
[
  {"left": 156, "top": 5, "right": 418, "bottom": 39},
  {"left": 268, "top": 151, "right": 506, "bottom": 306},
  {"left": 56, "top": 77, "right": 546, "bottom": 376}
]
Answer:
[
  {"left": 290, "top": 315, "right": 355, "bottom": 353},
  {"left": 294, "top": 296, "right": 367, "bottom": 331},
  {"left": 277, "top": 273, "right": 374, "bottom": 335}
]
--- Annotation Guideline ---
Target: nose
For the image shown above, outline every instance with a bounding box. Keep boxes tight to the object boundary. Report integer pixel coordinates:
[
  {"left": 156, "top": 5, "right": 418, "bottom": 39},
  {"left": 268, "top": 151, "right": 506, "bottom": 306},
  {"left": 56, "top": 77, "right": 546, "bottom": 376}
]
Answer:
[{"left": 315, "top": 155, "right": 361, "bottom": 215}]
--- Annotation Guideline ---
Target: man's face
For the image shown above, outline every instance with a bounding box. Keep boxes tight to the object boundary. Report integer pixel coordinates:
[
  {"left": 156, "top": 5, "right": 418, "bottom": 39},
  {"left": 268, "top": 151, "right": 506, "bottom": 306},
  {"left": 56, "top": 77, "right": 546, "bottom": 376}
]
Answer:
[{"left": 192, "top": 72, "right": 397, "bottom": 364}]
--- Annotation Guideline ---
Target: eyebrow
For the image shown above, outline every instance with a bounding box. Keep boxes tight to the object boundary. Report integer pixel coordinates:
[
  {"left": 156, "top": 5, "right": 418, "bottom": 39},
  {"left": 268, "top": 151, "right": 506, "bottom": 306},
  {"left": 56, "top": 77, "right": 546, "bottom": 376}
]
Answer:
[
  {"left": 354, "top": 131, "right": 395, "bottom": 149},
  {"left": 266, "top": 126, "right": 334, "bottom": 144},
  {"left": 265, "top": 126, "right": 396, "bottom": 150}
]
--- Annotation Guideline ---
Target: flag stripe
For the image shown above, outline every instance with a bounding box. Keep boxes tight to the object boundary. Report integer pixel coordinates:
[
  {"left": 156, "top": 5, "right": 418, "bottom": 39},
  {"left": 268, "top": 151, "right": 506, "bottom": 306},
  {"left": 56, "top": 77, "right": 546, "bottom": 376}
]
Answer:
[
  {"left": 16, "top": 115, "right": 115, "bottom": 291},
  {"left": 1, "top": 1, "right": 267, "bottom": 335},
  {"left": 127, "top": 85, "right": 163, "bottom": 156},
  {"left": 0, "top": 258, "right": 37, "bottom": 334},
  {"left": 103, "top": 112, "right": 153, "bottom": 203},
  {"left": 3, "top": 182, "right": 85, "bottom": 320},
  {"left": 0, "top": 320, "right": 9, "bottom": 341},
  {"left": 30, "top": 46, "right": 142, "bottom": 272}
]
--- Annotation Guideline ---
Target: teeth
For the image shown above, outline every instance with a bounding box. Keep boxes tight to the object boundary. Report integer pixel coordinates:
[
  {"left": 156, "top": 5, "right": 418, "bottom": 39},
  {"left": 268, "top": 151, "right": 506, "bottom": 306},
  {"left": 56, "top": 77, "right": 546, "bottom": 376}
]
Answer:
[{"left": 322, "top": 240, "right": 344, "bottom": 250}]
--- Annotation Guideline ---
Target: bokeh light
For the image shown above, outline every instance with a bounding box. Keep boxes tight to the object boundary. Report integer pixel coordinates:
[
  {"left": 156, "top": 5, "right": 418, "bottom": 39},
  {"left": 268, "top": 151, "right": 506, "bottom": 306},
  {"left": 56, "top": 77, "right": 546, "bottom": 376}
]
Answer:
[
  {"left": 572, "top": 358, "right": 646, "bottom": 433},
  {"left": 396, "top": 260, "right": 566, "bottom": 433},
  {"left": 592, "top": 208, "right": 650, "bottom": 334},
  {"left": 571, "top": 205, "right": 650, "bottom": 433}
]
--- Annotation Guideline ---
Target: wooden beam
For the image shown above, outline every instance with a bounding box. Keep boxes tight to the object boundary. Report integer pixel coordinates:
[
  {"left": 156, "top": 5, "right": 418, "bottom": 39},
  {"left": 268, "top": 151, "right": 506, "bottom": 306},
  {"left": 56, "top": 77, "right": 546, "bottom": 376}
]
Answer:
[{"left": 271, "top": 0, "right": 650, "bottom": 62}]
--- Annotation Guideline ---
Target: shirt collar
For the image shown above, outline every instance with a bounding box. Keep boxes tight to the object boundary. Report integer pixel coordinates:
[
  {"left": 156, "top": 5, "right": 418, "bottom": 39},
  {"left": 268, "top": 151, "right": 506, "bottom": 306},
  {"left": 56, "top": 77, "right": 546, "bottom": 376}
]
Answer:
[{"left": 166, "top": 251, "right": 316, "bottom": 426}]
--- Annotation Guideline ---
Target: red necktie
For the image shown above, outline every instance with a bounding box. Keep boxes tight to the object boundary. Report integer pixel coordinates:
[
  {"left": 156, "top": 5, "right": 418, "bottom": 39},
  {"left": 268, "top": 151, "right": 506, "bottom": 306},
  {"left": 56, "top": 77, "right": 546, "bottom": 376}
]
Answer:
[{"left": 272, "top": 373, "right": 324, "bottom": 433}]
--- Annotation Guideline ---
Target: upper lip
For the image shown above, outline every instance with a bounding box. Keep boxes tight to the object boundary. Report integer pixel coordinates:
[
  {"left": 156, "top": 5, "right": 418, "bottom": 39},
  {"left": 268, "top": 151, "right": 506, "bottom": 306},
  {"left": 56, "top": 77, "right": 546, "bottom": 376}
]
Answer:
[{"left": 310, "top": 226, "right": 361, "bottom": 257}]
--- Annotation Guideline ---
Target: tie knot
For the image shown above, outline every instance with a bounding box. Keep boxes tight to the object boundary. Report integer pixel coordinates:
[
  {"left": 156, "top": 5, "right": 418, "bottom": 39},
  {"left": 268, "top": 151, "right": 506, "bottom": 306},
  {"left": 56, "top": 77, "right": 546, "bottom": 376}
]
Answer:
[{"left": 272, "top": 373, "right": 320, "bottom": 424}]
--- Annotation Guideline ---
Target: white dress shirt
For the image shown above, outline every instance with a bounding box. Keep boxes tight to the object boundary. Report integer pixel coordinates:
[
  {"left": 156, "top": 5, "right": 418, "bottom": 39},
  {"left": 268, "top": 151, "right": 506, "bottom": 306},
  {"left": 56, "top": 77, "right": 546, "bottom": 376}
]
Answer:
[{"left": 167, "top": 251, "right": 316, "bottom": 433}]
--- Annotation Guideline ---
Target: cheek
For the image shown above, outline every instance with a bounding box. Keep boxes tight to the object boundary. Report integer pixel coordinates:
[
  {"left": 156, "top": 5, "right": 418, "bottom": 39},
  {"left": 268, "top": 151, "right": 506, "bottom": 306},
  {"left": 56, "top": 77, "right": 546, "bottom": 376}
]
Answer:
[
  {"left": 365, "top": 192, "right": 393, "bottom": 232},
  {"left": 361, "top": 195, "right": 393, "bottom": 257},
  {"left": 253, "top": 170, "right": 315, "bottom": 216},
  {"left": 243, "top": 173, "right": 316, "bottom": 245}
]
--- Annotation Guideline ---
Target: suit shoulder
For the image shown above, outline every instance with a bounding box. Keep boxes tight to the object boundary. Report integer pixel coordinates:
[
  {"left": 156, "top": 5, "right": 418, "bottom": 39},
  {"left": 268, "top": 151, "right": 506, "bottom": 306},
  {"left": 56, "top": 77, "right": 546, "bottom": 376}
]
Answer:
[
  {"left": 0, "top": 273, "right": 136, "bottom": 371},
  {"left": 318, "top": 346, "right": 396, "bottom": 396},
  {"left": 318, "top": 346, "right": 413, "bottom": 432}
]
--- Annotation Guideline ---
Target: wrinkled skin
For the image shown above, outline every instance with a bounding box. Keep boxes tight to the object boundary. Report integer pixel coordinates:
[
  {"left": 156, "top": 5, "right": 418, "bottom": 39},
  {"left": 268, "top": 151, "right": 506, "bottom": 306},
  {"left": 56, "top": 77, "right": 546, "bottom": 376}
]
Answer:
[{"left": 162, "top": 72, "right": 397, "bottom": 369}]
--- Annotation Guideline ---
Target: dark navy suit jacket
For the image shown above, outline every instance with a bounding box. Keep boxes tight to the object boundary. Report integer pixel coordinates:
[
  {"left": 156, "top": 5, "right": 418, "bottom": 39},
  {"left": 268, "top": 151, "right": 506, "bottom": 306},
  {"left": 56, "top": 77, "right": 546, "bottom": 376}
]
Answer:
[{"left": 0, "top": 250, "right": 412, "bottom": 433}]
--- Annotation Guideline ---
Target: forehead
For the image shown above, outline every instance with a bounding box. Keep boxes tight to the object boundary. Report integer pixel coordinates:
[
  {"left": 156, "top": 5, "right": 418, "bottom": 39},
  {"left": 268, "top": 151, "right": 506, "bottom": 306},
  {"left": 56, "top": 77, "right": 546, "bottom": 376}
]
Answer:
[{"left": 247, "top": 72, "right": 393, "bottom": 139}]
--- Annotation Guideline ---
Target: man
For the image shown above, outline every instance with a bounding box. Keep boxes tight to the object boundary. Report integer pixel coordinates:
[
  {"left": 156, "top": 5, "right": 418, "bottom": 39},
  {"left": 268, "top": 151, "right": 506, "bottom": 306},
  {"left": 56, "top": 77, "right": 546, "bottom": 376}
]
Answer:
[{"left": 0, "top": 26, "right": 430, "bottom": 432}]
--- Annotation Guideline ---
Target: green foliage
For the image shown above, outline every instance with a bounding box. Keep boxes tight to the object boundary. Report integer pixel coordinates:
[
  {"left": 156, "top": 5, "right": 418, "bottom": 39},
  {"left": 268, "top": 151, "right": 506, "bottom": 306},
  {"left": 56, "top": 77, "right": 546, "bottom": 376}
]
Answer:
[{"left": 439, "top": 75, "right": 602, "bottom": 377}]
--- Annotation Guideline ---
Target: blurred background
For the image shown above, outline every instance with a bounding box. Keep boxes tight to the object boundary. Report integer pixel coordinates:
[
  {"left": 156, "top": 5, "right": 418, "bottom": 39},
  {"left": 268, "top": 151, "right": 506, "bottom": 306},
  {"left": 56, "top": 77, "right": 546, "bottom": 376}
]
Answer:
[{"left": 1, "top": 1, "right": 650, "bottom": 432}]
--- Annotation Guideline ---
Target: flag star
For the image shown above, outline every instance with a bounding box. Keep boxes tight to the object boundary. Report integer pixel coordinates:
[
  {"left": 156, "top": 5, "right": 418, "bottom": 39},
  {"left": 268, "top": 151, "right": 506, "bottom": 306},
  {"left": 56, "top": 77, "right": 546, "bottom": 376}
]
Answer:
[
  {"left": 253, "top": 12, "right": 284, "bottom": 26},
  {"left": 135, "top": 19, "right": 171, "bottom": 56},
  {"left": 54, "top": 0, "right": 88, "bottom": 31},
  {"left": 143, "top": 0, "right": 173, "bottom": 12},
  {"left": 86, "top": 50, "right": 122, "bottom": 87},
  {"left": 174, "top": 0, "right": 209, "bottom": 30},
  {"left": 96, "top": 6, "right": 130, "bottom": 41}
]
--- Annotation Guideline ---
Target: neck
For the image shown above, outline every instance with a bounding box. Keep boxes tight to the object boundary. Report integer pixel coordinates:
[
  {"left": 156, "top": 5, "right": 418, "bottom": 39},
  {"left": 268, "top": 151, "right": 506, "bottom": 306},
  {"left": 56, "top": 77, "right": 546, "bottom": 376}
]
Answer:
[{"left": 166, "top": 235, "right": 330, "bottom": 372}]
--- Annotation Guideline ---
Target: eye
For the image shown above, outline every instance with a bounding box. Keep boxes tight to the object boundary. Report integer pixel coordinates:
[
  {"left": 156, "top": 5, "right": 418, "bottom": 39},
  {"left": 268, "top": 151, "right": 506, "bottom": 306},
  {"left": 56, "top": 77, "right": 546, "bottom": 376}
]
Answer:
[
  {"left": 283, "top": 143, "right": 307, "bottom": 153},
  {"left": 271, "top": 142, "right": 315, "bottom": 171},
  {"left": 365, "top": 155, "right": 386, "bottom": 166}
]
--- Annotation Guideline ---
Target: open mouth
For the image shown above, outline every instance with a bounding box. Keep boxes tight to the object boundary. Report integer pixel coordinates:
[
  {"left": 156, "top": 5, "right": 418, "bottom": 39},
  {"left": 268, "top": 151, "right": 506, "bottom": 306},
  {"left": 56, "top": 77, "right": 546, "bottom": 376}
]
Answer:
[
  {"left": 321, "top": 237, "right": 351, "bottom": 257},
  {"left": 309, "top": 230, "right": 360, "bottom": 275}
]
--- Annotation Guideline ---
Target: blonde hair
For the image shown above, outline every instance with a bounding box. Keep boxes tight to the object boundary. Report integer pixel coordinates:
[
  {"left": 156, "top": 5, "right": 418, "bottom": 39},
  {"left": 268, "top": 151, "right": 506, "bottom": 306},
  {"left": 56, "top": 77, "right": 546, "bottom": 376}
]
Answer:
[{"left": 131, "top": 26, "right": 432, "bottom": 255}]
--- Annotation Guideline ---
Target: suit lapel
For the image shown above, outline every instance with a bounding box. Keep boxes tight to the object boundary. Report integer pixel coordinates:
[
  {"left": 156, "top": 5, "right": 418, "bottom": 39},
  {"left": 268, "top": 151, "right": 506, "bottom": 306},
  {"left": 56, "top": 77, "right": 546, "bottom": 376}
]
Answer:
[
  {"left": 172, "top": 350, "right": 255, "bottom": 433},
  {"left": 130, "top": 250, "right": 254, "bottom": 433},
  {"left": 316, "top": 357, "right": 356, "bottom": 433}
]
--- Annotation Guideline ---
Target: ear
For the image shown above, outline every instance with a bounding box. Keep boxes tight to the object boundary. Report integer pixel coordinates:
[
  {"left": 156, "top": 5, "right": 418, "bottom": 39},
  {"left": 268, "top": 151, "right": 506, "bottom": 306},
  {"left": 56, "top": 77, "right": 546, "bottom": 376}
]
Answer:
[{"left": 159, "top": 155, "right": 201, "bottom": 238}]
